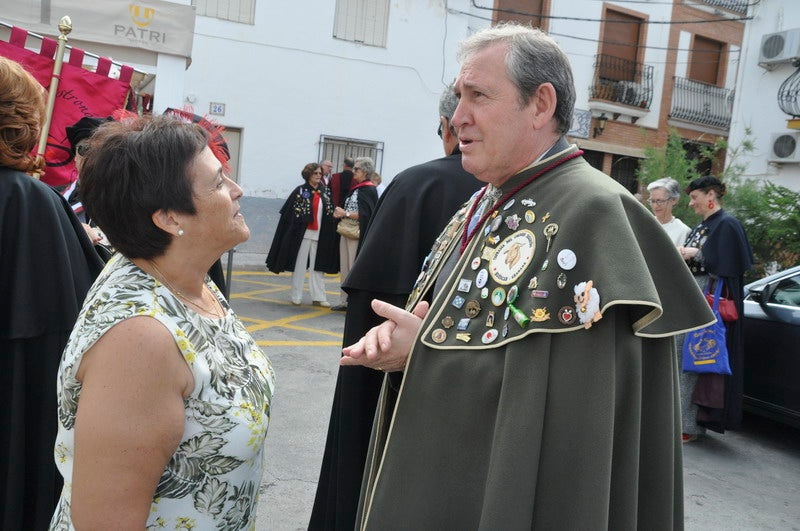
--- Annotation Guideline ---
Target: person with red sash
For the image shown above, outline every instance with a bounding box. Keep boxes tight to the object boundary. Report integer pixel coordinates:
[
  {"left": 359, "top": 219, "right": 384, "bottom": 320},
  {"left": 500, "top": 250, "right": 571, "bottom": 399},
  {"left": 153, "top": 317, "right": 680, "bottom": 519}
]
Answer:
[
  {"left": 330, "top": 157, "right": 378, "bottom": 311},
  {"left": 266, "top": 163, "right": 336, "bottom": 306}
]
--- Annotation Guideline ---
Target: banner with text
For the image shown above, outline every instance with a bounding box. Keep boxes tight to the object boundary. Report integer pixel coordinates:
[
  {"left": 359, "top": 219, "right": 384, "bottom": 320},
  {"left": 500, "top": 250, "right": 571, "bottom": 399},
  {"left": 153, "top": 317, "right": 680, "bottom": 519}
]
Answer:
[
  {"left": 0, "top": 26, "right": 133, "bottom": 187},
  {"left": 2, "top": 0, "right": 195, "bottom": 58}
]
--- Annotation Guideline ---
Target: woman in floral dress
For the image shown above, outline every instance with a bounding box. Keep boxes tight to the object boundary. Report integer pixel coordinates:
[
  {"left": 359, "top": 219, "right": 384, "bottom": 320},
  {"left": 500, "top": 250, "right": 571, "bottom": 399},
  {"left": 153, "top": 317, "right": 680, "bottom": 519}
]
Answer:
[{"left": 49, "top": 115, "right": 275, "bottom": 530}]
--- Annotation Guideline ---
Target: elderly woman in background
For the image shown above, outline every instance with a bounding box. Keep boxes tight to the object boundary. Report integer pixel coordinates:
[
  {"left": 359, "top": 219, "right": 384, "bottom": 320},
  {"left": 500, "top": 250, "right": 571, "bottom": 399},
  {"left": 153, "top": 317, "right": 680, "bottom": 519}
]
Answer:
[
  {"left": 331, "top": 156, "right": 378, "bottom": 311},
  {"left": 677, "top": 175, "right": 753, "bottom": 442},
  {"left": 266, "top": 162, "right": 336, "bottom": 306},
  {"left": 0, "top": 56, "right": 103, "bottom": 531},
  {"left": 646, "top": 177, "right": 690, "bottom": 247},
  {"left": 49, "top": 115, "right": 275, "bottom": 529}
]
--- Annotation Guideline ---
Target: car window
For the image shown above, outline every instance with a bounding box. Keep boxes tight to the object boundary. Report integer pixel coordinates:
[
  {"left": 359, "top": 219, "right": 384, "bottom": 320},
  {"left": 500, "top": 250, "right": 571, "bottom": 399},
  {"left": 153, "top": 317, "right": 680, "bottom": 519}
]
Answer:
[{"left": 768, "top": 273, "right": 800, "bottom": 307}]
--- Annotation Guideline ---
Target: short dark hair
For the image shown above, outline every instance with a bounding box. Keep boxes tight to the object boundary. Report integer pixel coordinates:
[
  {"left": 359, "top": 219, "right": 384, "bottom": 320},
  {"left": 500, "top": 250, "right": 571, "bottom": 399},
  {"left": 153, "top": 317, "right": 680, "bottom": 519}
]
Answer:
[
  {"left": 80, "top": 114, "right": 210, "bottom": 259},
  {"left": 343, "top": 157, "right": 355, "bottom": 169},
  {"left": 685, "top": 175, "right": 726, "bottom": 199},
  {"left": 302, "top": 162, "right": 321, "bottom": 181}
]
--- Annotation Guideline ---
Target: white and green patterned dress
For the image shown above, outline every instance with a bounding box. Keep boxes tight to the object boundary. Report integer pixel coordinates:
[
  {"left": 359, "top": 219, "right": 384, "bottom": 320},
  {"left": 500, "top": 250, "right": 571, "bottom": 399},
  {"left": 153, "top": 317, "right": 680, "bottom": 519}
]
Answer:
[{"left": 49, "top": 254, "right": 276, "bottom": 530}]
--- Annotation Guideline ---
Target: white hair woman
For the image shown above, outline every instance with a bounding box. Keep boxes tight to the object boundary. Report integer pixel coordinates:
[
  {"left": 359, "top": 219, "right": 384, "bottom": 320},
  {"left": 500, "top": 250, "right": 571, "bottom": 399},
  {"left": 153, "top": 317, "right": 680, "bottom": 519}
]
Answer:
[{"left": 646, "top": 177, "right": 690, "bottom": 246}]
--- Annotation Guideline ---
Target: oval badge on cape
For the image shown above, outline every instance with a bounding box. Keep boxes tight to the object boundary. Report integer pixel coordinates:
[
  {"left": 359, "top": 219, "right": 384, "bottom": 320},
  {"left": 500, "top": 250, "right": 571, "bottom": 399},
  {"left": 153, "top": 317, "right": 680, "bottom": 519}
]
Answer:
[{"left": 489, "top": 230, "right": 536, "bottom": 285}]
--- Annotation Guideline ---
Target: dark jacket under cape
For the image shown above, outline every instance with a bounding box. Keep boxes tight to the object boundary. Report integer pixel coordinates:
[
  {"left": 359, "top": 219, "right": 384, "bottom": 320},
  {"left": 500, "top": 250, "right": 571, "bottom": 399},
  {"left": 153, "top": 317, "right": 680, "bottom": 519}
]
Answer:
[
  {"left": 309, "top": 151, "right": 481, "bottom": 530},
  {"left": 265, "top": 183, "right": 337, "bottom": 274},
  {"left": 357, "top": 146, "right": 715, "bottom": 530},
  {"left": 0, "top": 167, "right": 103, "bottom": 530}
]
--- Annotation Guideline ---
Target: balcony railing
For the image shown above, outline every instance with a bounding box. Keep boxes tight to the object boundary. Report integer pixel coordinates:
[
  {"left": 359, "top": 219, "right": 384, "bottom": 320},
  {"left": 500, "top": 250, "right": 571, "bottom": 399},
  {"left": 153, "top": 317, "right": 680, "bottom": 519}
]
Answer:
[
  {"left": 695, "top": 0, "right": 748, "bottom": 16},
  {"left": 670, "top": 76, "right": 734, "bottom": 130},
  {"left": 590, "top": 54, "right": 654, "bottom": 110}
]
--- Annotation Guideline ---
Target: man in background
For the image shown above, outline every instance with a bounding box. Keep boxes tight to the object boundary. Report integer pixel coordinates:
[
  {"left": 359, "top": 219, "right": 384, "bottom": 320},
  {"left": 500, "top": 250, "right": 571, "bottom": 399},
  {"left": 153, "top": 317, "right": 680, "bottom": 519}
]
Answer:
[{"left": 309, "top": 83, "right": 481, "bottom": 530}]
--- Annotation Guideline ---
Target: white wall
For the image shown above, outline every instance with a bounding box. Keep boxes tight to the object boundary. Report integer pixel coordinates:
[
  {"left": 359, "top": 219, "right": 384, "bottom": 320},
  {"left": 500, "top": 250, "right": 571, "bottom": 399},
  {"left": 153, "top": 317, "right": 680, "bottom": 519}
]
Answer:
[
  {"left": 184, "top": 0, "right": 485, "bottom": 198},
  {"left": 729, "top": 0, "right": 800, "bottom": 191}
]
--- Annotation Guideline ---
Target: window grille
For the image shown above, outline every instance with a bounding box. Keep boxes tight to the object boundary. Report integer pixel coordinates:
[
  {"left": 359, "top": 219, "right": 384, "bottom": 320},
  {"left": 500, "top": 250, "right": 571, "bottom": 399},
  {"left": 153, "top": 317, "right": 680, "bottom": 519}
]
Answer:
[
  {"left": 333, "top": 0, "right": 390, "bottom": 47},
  {"left": 192, "top": 0, "right": 256, "bottom": 25}
]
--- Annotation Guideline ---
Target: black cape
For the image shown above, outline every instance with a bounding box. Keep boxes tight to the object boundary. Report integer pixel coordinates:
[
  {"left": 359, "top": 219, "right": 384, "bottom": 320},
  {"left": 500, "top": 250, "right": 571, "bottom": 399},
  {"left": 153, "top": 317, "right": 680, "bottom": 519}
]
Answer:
[
  {"left": 685, "top": 209, "right": 753, "bottom": 432},
  {"left": 0, "top": 168, "right": 103, "bottom": 530},
  {"left": 309, "top": 151, "right": 482, "bottom": 530},
  {"left": 266, "top": 183, "right": 338, "bottom": 274}
]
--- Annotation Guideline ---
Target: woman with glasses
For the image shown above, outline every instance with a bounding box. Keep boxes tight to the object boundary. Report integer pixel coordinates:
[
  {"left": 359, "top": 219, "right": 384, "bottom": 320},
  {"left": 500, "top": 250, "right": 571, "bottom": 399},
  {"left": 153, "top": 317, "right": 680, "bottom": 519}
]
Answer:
[
  {"left": 330, "top": 157, "right": 378, "bottom": 311},
  {"left": 267, "top": 162, "right": 335, "bottom": 306},
  {"left": 646, "top": 177, "right": 690, "bottom": 247}
]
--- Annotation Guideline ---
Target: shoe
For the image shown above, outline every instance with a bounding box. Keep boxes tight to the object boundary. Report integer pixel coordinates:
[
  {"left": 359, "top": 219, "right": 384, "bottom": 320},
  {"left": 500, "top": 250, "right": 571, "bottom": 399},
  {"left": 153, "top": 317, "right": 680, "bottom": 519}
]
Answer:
[
  {"left": 313, "top": 301, "right": 331, "bottom": 308},
  {"left": 682, "top": 433, "right": 698, "bottom": 443},
  {"left": 291, "top": 300, "right": 302, "bottom": 306},
  {"left": 330, "top": 304, "right": 348, "bottom": 311}
]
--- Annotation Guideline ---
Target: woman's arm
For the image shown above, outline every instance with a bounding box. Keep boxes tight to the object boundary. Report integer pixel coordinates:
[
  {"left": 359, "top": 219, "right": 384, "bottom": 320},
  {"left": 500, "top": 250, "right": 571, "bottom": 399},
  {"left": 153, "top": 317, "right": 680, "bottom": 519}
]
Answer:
[{"left": 71, "top": 316, "right": 194, "bottom": 529}]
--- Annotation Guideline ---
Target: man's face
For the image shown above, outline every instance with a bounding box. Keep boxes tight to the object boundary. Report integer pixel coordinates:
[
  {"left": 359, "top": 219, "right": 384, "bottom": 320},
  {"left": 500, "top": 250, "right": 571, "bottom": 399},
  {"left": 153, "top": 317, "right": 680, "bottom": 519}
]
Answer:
[
  {"left": 321, "top": 161, "right": 333, "bottom": 175},
  {"left": 452, "top": 43, "right": 540, "bottom": 186}
]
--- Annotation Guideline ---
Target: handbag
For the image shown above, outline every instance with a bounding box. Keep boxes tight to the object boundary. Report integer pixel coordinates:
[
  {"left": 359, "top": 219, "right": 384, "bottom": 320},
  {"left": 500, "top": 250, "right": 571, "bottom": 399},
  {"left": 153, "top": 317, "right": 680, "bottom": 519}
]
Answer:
[
  {"left": 682, "top": 280, "right": 732, "bottom": 374},
  {"left": 336, "top": 217, "right": 360, "bottom": 240},
  {"left": 704, "top": 278, "right": 739, "bottom": 322}
]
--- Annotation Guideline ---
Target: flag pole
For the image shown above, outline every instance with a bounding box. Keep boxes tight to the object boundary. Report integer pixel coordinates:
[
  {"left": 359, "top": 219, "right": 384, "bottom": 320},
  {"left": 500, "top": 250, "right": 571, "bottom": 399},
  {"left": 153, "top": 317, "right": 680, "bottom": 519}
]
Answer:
[{"left": 35, "top": 15, "right": 72, "bottom": 178}]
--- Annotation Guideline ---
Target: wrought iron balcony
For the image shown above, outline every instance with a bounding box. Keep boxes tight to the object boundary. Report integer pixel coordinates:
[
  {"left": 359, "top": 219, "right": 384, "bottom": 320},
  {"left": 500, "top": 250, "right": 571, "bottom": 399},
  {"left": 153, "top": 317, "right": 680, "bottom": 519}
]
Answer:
[
  {"left": 590, "top": 54, "right": 654, "bottom": 110},
  {"left": 695, "top": 0, "right": 748, "bottom": 16},
  {"left": 669, "top": 76, "right": 734, "bottom": 130}
]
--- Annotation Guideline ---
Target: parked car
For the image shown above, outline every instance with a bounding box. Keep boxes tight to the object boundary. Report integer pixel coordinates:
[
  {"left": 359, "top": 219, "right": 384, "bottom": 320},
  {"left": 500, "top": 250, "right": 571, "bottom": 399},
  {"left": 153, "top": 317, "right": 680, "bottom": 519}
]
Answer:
[{"left": 742, "top": 265, "right": 800, "bottom": 428}]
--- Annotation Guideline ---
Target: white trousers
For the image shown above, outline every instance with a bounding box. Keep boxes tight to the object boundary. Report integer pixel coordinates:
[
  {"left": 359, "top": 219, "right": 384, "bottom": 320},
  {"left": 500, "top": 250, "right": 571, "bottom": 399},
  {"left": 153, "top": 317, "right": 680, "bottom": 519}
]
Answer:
[
  {"left": 338, "top": 236, "right": 359, "bottom": 304},
  {"left": 291, "top": 238, "right": 327, "bottom": 303}
]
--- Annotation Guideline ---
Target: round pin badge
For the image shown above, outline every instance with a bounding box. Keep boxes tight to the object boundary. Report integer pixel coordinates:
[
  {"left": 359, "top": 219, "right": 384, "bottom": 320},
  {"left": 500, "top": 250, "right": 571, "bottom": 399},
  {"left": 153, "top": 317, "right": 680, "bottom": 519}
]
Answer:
[
  {"left": 558, "top": 306, "right": 577, "bottom": 325},
  {"left": 482, "top": 329, "right": 499, "bottom": 344},
  {"left": 491, "top": 287, "right": 506, "bottom": 306},
  {"left": 471, "top": 257, "right": 481, "bottom": 270},
  {"left": 480, "top": 287, "right": 489, "bottom": 299},
  {"left": 489, "top": 230, "right": 536, "bottom": 285},
  {"left": 441, "top": 315, "right": 455, "bottom": 329},
  {"left": 524, "top": 210, "right": 536, "bottom": 224},
  {"left": 465, "top": 300, "right": 482, "bottom": 318},
  {"left": 557, "top": 249, "right": 577, "bottom": 270},
  {"left": 431, "top": 328, "right": 447, "bottom": 343}
]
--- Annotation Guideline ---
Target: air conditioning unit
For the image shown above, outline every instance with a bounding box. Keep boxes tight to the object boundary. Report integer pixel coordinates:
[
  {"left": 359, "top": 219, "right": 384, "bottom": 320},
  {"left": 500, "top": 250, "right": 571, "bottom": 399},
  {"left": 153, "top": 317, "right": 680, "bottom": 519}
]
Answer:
[
  {"left": 769, "top": 132, "right": 800, "bottom": 163},
  {"left": 759, "top": 29, "right": 800, "bottom": 69}
]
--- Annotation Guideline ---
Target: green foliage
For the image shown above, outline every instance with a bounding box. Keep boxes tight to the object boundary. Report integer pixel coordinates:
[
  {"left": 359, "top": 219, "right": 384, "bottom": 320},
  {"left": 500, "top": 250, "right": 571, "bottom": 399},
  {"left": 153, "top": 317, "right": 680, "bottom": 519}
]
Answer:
[
  {"left": 724, "top": 179, "right": 800, "bottom": 279},
  {"left": 637, "top": 127, "right": 799, "bottom": 280}
]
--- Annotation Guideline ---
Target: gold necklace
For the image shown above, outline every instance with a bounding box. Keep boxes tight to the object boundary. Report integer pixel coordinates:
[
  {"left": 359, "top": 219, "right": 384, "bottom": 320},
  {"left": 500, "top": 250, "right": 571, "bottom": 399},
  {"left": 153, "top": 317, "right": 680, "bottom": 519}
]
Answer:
[{"left": 148, "top": 259, "right": 223, "bottom": 318}]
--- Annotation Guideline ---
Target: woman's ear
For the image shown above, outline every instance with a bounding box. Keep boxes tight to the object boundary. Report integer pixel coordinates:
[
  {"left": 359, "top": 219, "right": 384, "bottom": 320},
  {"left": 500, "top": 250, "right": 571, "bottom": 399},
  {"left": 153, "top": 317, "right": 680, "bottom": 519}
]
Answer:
[{"left": 151, "top": 209, "right": 182, "bottom": 237}]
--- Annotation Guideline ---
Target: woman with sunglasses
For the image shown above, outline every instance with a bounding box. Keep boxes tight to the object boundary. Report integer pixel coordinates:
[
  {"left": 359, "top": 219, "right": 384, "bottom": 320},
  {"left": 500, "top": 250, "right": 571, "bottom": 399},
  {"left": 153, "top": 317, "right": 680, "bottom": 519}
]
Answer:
[
  {"left": 267, "top": 162, "right": 336, "bottom": 306},
  {"left": 646, "top": 177, "right": 690, "bottom": 247}
]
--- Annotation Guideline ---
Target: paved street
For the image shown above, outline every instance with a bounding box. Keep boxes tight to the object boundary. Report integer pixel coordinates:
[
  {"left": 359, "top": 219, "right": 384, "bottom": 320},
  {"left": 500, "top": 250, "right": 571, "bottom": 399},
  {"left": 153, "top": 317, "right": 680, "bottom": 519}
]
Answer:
[{"left": 230, "top": 197, "right": 800, "bottom": 530}]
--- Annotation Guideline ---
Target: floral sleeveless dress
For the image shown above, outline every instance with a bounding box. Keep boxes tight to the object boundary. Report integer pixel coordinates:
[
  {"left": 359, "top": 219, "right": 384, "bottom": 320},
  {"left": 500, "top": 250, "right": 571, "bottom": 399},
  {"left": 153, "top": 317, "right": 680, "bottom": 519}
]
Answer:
[{"left": 49, "top": 254, "right": 276, "bottom": 530}]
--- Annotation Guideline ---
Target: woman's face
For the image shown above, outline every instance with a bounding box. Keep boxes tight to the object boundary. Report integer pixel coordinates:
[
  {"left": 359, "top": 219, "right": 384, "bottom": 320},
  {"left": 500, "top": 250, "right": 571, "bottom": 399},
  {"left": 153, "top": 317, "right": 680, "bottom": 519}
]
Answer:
[
  {"left": 688, "top": 189, "right": 714, "bottom": 218},
  {"left": 647, "top": 188, "right": 674, "bottom": 217},
  {"left": 352, "top": 163, "right": 365, "bottom": 182},
  {"left": 308, "top": 168, "right": 323, "bottom": 188},
  {"left": 183, "top": 146, "right": 249, "bottom": 252}
]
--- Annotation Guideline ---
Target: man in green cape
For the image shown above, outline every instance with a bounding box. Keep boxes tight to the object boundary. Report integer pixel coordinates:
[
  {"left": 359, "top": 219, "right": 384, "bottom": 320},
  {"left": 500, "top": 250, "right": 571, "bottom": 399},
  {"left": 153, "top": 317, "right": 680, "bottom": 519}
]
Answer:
[{"left": 341, "top": 23, "right": 714, "bottom": 530}]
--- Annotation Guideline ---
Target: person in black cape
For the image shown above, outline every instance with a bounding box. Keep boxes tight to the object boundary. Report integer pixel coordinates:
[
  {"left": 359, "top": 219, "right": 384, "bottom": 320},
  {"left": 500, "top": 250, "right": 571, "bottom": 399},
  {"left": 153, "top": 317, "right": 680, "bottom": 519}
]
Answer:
[
  {"left": 0, "top": 56, "right": 104, "bottom": 531},
  {"left": 678, "top": 175, "right": 754, "bottom": 439},
  {"left": 266, "top": 163, "right": 338, "bottom": 302},
  {"left": 309, "top": 84, "right": 482, "bottom": 530}
]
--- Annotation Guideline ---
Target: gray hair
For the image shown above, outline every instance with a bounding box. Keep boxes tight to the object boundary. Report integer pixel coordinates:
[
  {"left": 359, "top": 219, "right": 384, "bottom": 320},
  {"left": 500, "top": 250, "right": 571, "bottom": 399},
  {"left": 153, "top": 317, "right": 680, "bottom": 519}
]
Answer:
[
  {"left": 439, "top": 82, "right": 458, "bottom": 119},
  {"left": 457, "top": 23, "right": 576, "bottom": 135},
  {"left": 355, "top": 156, "right": 375, "bottom": 176},
  {"left": 647, "top": 177, "right": 682, "bottom": 199}
]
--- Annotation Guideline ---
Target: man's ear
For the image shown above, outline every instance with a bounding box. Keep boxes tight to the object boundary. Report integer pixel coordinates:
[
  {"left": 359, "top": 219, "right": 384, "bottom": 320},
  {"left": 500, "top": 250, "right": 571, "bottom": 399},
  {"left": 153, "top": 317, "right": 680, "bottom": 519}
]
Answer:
[
  {"left": 151, "top": 209, "right": 182, "bottom": 237},
  {"left": 528, "top": 82, "right": 557, "bottom": 130}
]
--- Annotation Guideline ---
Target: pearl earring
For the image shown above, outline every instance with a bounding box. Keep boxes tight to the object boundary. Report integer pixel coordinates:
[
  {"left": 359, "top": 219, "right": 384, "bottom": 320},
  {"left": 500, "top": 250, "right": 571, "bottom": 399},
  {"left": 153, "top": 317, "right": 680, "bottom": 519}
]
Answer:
[{"left": 177, "top": 228, "right": 185, "bottom": 236}]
